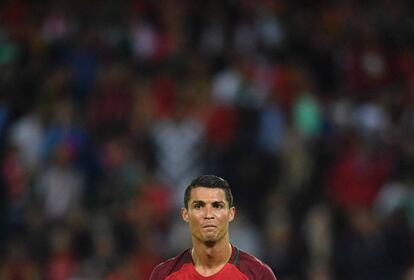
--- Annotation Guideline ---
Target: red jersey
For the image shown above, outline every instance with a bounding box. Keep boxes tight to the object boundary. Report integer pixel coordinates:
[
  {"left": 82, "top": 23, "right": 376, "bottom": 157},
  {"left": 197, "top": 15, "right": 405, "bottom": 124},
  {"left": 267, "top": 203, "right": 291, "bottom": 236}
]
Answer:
[{"left": 149, "top": 245, "right": 277, "bottom": 280}]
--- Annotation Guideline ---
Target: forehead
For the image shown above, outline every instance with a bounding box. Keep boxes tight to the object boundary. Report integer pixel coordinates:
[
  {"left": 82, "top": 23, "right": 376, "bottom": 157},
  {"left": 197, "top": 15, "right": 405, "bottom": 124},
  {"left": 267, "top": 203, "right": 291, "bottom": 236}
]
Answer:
[{"left": 189, "top": 187, "right": 227, "bottom": 203}]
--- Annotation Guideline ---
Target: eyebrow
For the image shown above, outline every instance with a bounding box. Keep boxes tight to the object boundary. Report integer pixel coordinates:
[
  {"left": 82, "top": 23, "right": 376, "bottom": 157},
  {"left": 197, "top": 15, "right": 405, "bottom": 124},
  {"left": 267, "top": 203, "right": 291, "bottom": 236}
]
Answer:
[
  {"left": 212, "top": 201, "right": 225, "bottom": 206},
  {"left": 192, "top": 200, "right": 205, "bottom": 206},
  {"left": 191, "top": 200, "right": 226, "bottom": 206}
]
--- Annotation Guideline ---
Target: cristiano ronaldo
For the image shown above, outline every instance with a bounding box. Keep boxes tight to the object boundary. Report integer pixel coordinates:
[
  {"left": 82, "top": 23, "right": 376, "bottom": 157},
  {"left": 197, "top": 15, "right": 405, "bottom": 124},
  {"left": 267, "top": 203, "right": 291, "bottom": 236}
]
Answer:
[{"left": 149, "top": 175, "right": 277, "bottom": 280}]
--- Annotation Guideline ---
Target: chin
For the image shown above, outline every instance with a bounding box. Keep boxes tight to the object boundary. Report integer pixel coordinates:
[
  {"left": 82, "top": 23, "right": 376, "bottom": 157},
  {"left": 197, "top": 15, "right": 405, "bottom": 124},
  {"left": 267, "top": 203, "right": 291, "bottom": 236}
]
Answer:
[
  {"left": 203, "top": 235, "right": 217, "bottom": 241},
  {"left": 203, "top": 233, "right": 224, "bottom": 244},
  {"left": 201, "top": 233, "right": 217, "bottom": 241}
]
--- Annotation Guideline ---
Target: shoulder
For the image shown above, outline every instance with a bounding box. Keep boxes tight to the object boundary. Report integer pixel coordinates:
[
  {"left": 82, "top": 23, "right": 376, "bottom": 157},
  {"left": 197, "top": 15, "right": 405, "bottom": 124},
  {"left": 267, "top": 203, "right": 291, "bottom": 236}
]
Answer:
[
  {"left": 234, "top": 247, "right": 277, "bottom": 280},
  {"left": 149, "top": 249, "right": 192, "bottom": 280}
]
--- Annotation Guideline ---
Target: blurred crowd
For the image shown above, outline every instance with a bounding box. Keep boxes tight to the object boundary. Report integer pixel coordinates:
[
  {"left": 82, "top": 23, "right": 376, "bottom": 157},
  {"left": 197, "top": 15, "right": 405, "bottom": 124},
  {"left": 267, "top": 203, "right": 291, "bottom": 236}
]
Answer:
[{"left": 1, "top": 0, "right": 414, "bottom": 279}]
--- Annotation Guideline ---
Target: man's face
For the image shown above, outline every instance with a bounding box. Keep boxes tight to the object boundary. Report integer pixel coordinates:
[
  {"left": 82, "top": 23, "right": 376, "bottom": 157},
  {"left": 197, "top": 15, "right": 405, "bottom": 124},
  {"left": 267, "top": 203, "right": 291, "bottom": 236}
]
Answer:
[{"left": 181, "top": 187, "right": 235, "bottom": 244}]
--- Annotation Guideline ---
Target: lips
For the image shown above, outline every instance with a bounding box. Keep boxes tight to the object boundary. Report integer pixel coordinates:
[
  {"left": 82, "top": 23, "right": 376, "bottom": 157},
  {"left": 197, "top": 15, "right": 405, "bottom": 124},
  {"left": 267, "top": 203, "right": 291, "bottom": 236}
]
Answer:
[{"left": 202, "top": 224, "right": 217, "bottom": 229}]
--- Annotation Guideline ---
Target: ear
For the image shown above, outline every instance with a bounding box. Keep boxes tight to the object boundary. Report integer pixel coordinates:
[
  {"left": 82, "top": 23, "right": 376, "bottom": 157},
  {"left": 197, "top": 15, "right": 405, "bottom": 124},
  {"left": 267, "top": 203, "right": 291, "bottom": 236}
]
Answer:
[
  {"left": 181, "top": 207, "right": 189, "bottom": 223},
  {"left": 229, "top": 207, "right": 236, "bottom": 222}
]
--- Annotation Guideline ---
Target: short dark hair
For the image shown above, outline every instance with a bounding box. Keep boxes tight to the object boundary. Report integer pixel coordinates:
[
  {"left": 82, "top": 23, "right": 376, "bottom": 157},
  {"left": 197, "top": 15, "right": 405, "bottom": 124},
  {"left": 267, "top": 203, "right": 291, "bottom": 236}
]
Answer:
[{"left": 184, "top": 175, "right": 234, "bottom": 209}]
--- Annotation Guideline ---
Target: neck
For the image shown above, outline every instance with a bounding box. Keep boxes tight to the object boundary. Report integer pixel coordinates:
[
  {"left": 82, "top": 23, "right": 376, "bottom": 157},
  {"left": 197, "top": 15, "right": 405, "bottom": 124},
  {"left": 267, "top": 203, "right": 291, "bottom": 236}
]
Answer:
[{"left": 191, "top": 237, "right": 232, "bottom": 270}]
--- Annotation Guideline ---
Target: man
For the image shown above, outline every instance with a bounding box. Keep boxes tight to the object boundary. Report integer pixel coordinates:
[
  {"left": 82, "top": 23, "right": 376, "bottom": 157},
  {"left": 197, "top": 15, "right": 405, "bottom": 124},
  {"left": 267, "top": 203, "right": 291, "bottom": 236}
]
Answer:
[{"left": 150, "top": 175, "right": 277, "bottom": 279}]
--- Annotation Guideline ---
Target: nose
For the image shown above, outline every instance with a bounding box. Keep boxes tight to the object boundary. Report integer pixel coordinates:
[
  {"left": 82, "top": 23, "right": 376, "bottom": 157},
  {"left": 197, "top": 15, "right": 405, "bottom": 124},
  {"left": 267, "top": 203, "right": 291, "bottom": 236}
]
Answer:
[{"left": 205, "top": 205, "right": 214, "bottom": 219}]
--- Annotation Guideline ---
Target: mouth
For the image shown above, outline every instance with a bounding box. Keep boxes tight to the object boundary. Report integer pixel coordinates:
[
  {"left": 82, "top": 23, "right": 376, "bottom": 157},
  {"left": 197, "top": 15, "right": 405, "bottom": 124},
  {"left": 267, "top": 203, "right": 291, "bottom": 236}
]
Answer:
[{"left": 202, "top": 225, "right": 217, "bottom": 229}]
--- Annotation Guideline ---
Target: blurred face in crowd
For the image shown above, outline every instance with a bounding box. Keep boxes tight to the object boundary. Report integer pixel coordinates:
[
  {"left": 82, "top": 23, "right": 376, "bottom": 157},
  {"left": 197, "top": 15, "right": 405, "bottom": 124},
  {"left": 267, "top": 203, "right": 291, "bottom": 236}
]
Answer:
[{"left": 181, "top": 187, "right": 235, "bottom": 245}]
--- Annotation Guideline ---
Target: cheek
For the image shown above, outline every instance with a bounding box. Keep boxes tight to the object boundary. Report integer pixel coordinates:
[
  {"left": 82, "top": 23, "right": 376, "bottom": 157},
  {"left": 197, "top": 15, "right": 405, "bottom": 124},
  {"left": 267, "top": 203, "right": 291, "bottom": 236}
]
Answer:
[
  {"left": 218, "top": 213, "right": 231, "bottom": 223},
  {"left": 188, "top": 213, "right": 203, "bottom": 225}
]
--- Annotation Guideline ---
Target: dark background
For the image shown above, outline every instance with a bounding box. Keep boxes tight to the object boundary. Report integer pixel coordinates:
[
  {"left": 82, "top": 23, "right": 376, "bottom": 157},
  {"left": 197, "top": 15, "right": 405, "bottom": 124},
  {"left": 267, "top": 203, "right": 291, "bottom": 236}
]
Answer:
[{"left": 1, "top": 0, "right": 414, "bottom": 279}]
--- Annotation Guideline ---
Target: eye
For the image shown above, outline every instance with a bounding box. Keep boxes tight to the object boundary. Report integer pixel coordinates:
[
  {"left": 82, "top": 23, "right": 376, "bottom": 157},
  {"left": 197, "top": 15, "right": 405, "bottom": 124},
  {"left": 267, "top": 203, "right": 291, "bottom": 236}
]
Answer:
[
  {"left": 213, "top": 203, "right": 224, "bottom": 209},
  {"left": 194, "top": 203, "right": 203, "bottom": 209}
]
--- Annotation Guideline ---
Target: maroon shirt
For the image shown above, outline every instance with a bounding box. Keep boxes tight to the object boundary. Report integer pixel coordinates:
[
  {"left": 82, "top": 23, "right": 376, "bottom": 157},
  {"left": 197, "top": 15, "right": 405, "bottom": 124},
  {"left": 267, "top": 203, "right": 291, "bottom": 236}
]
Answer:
[{"left": 149, "top": 245, "right": 277, "bottom": 280}]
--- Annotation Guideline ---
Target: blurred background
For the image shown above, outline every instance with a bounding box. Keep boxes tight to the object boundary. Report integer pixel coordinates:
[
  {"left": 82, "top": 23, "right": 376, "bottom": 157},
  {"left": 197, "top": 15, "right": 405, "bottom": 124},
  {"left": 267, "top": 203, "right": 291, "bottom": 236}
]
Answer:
[{"left": 1, "top": 0, "right": 414, "bottom": 279}]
